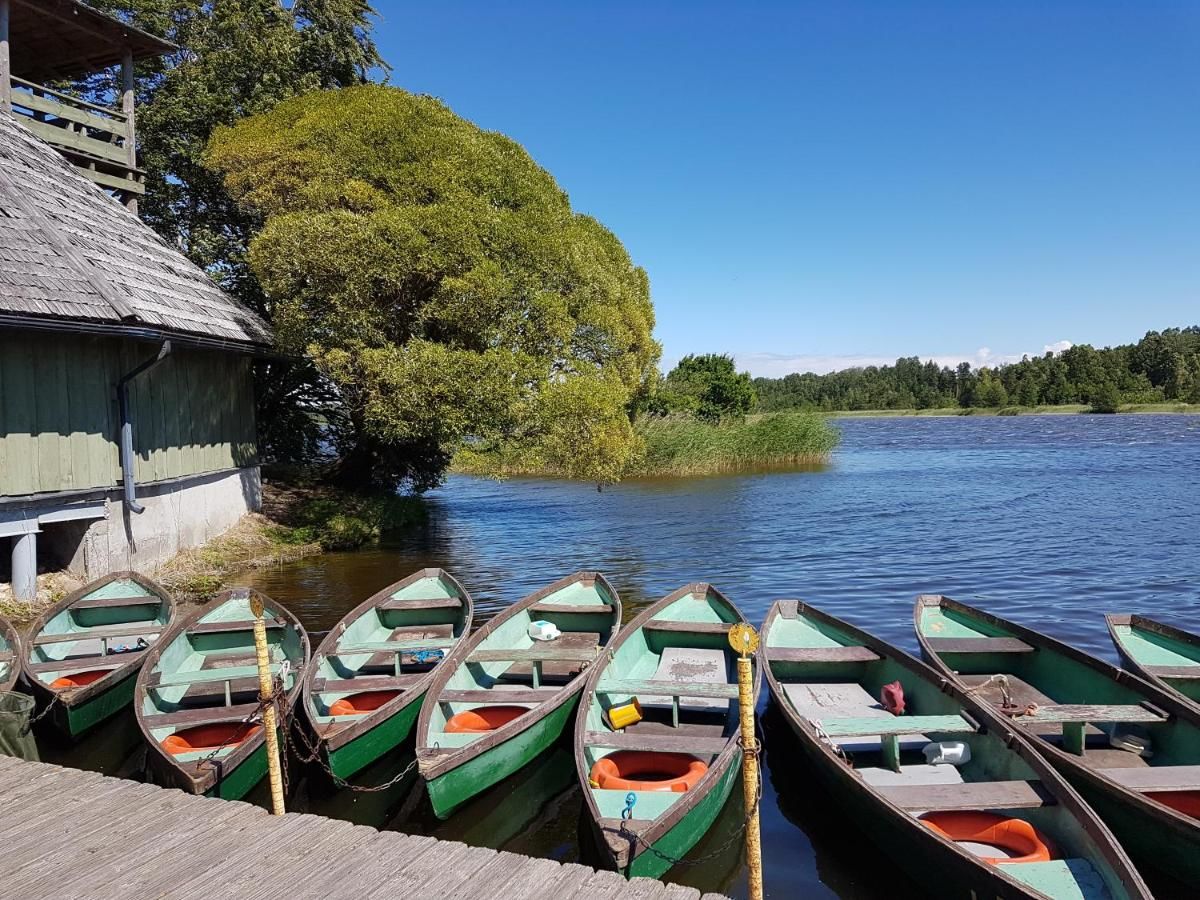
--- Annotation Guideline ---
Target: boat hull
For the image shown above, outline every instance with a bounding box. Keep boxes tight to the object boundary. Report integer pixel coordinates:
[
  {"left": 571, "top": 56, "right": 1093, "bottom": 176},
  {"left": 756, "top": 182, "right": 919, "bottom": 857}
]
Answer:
[
  {"left": 425, "top": 694, "right": 578, "bottom": 819},
  {"left": 145, "top": 731, "right": 272, "bottom": 801},
  {"left": 37, "top": 669, "right": 138, "bottom": 739},
  {"left": 325, "top": 693, "right": 423, "bottom": 781}
]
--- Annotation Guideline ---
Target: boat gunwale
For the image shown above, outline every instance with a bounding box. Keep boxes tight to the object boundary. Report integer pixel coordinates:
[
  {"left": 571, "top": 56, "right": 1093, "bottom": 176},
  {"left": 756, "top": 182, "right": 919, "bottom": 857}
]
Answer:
[
  {"left": 22, "top": 571, "right": 177, "bottom": 710},
  {"left": 0, "top": 614, "right": 23, "bottom": 694},
  {"left": 574, "top": 581, "right": 762, "bottom": 871},
  {"left": 414, "top": 570, "right": 621, "bottom": 780},
  {"left": 133, "top": 586, "right": 310, "bottom": 794},
  {"left": 1106, "top": 613, "right": 1200, "bottom": 708},
  {"left": 915, "top": 594, "right": 1200, "bottom": 849},
  {"left": 301, "top": 567, "right": 474, "bottom": 754},
  {"left": 769, "top": 599, "right": 1150, "bottom": 900}
]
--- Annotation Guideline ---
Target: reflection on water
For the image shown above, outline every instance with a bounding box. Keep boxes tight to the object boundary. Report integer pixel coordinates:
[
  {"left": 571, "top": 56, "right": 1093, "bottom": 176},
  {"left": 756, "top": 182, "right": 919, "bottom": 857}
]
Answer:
[{"left": 42, "top": 416, "right": 1200, "bottom": 897}]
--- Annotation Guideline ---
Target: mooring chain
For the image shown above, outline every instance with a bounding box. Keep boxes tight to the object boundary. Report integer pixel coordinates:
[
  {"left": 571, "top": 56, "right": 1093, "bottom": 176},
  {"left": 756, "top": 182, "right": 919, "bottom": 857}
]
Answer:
[
  {"left": 192, "top": 687, "right": 278, "bottom": 774},
  {"left": 617, "top": 728, "right": 765, "bottom": 868},
  {"left": 20, "top": 692, "right": 61, "bottom": 735},
  {"left": 282, "top": 704, "right": 420, "bottom": 793}
]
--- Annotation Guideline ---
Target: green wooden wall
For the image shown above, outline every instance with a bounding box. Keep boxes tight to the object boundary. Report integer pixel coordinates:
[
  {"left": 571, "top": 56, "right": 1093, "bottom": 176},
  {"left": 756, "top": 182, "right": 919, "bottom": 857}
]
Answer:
[{"left": 0, "top": 331, "right": 257, "bottom": 497}]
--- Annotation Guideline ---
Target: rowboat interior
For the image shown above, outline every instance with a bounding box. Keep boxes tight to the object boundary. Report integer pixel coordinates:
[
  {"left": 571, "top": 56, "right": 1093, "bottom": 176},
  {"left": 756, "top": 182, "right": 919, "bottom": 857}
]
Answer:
[
  {"left": 139, "top": 593, "right": 305, "bottom": 765},
  {"left": 28, "top": 577, "right": 171, "bottom": 692},
  {"left": 308, "top": 570, "right": 471, "bottom": 733},
  {"left": 582, "top": 586, "right": 744, "bottom": 837},
  {"left": 1108, "top": 614, "right": 1200, "bottom": 704},
  {"left": 917, "top": 596, "right": 1200, "bottom": 822},
  {"left": 423, "top": 576, "right": 618, "bottom": 750},
  {"left": 769, "top": 601, "right": 1132, "bottom": 899}
]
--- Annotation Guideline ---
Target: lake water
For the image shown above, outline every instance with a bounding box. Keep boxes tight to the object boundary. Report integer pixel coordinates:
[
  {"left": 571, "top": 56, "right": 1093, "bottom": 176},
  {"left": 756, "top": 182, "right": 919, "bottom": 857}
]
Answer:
[{"left": 47, "top": 415, "right": 1200, "bottom": 897}]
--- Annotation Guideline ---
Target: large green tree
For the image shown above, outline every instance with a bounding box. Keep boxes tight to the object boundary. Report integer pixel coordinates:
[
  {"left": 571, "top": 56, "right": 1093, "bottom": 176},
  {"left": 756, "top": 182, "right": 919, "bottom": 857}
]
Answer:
[
  {"left": 207, "top": 85, "right": 659, "bottom": 488},
  {"left": 659, "top": 354, "right": 756, "bottom": 423}
]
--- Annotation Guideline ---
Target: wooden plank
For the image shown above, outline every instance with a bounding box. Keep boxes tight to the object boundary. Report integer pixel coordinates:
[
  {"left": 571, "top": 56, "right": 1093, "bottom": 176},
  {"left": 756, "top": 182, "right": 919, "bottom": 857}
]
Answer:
[
  {"left": 26, "top": 655, "right": 138, "bottom": 674},
  {"left": 766, "top": 646, "right": 880, "bottom": 663},
  {"left": 68, "top": 594, "right": 162, "bottom": 611},
  {"left": 877, "top": 780, "right": 1055, "bottom": 811},
  {"left": 643, "top": 620, "right": 735, "bottom": 635},
  {"left": 1146, "top": 665, "right": 1200, "bottom": 679},
  {"left": 19, "top": 117, "right": 129, "bottom": 164},
  {"left": 528, "top": 603, "right": 611, "bottom": 615},
  {"left": 141, "top": 702, "right": 262, "bottom": 729},
  {"left": 1102, "top": 765, "right": 1200, "bottom": 793},
  {"left": 147, "top": 663, "right": 280, "bottom": 688},
  {"left": 333, "top": 637, "right": 455, "bottom": 653},
  {"left": 187, "top": 619, "right": 284, "bottom": 635},
  {"left": 925, "top": 636, "right": 1035, "bottom": 654},
  {"left": 32, "top": 622, "right": 162, "bottom": 645},
  {"left": 1025, "top": 704, "right": 1166, "bottom": 724},
  {"left": 377, "top": 596, "right": 462, "bottom": 611},
  {"left": 597, "top": 678, "right": 739, "bottom": 700},
  {"left": 438, "top": 688, "right": 555, "bottom": 704},
  {"left": 469, "top": 646, "right": 599, "bottom": 663},
  {"left": 819, "top": 714, "right": 975, "bottom": 737},
  {"left": 584, "top": 730, "right": 730, "bottom": 755},
  {"left": 12, "top": 87, "right": 127, "bottom": 134},
  {"left": 314, "top": 674, "right": 423, "bottom": 693}
]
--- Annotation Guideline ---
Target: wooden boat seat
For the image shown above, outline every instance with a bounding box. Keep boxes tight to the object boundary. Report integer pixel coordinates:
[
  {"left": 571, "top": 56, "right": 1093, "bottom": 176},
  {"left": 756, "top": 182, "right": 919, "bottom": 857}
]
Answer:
[
  {"left": 528, "top": 603, "right": 612, "bottom": 615},
  {"left": 376, "top": 596, "right": 462, "bottom": 612},
  {"left": 859, "top": 764, "right": 963, "bottom": 787},
  {"left": 583, "top": 730, "right": 729, "bottom": 755},
  {"left": 314, "top": 673, "right": 424, "bottom": 693},
  {"left": 1025, "top": 704, "right": 1167, "bottom": 724},
  {"left": 147, "top": 663, "right": 282, "bottom": 689},
  {"left": 334, "top": 637, "right": 456, "bottom": 654},
  {"left": 877, "top": 779, "right": 1055, "bottom": 812},
  {"left": 1101, "top": 765, "right": 1200, "bottom": 793},
  {"left": 70, "top": 595, "right": 162, "bottom": 610},
  {"left": 26, "top": 656, "right": 135, "bottom": 675},
  {"left": 469, "top": 646, "right": 600, "bottom": 663},
  {"left": 784, "top": 683, "right": 932, "bottom": 752},
  {"left": 598, "top": 678, "right": 738, "bottom": 700},
  {"left": 144, "top": 702, "right": 262, "bottom": 729},
  {"left": 767, "top": 646, "right": 880, "bottom": 663},
  {"left": 958, "top": 673, "right": 1097, "bottom": 739},
  {"left": 437, "top": 687, "right": 558, "bottom": 704},
  {"left": 818, "top": 714, "right": 976, "bottom": 738},
  {"left": 495, "top": 631, "right": 602, "bottom": 684},
  {"left": 925, "top": 637, "right": 1035, "bottom": 654},
  {"left": 1145, "top": 665, "right": 1200, "bottom": 679},
  {"left": 33, "top": 623, "right": 162, "bottom": 645},
  {"left": 642, "top": 620, "right": 735, "bottom": 635},
  {"left": 187, "top": 619, "right": 284, "bottom": 636}
]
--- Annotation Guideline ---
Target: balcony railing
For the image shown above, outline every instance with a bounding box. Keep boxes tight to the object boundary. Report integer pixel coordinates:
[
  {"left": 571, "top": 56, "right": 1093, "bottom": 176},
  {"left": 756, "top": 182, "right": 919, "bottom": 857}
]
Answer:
[{"left": 8, "top": 76, "right": 144, "bottom": 198}]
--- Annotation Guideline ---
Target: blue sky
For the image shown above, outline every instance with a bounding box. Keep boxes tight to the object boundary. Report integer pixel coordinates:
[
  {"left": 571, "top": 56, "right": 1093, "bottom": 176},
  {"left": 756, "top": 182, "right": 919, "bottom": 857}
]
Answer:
[{"left": 374, "top": 1, "right": 1199, "bottom": 376}]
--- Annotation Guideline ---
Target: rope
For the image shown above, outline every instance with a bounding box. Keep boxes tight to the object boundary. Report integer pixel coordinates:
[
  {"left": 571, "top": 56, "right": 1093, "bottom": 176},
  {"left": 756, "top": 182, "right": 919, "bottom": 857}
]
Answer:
[
  {"left": 810, "top": 718, "right": 852, "bottom": 767},
  {"left": 961, "top": 673, "right": 1039, "bottom": 717}
]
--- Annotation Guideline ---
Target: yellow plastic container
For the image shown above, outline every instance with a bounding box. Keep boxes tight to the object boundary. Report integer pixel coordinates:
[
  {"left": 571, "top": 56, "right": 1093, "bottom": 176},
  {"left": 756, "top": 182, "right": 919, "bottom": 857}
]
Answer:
[{"left": 603, "top": 697, "right": 643, "bottom": 730}]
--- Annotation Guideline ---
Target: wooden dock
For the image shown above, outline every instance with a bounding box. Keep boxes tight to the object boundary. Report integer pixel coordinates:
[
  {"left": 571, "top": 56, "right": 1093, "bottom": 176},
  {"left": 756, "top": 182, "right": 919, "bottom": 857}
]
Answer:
[{"left": 0, "top": 756, "right": 728, "bottom": 899}]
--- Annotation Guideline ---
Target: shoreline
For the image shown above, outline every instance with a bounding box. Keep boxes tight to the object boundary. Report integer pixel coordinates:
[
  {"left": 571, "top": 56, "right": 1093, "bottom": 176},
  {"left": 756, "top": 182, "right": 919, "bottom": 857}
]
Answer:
[{"left": 820, "top": 402, "right": 1200, "bottom": 419}]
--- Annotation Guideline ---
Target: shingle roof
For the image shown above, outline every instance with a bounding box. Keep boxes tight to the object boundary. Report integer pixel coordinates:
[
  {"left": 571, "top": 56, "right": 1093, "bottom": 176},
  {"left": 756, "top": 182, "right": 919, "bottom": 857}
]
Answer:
[{"left": 0, "top": 110, "right": 272, "bottom": 349}]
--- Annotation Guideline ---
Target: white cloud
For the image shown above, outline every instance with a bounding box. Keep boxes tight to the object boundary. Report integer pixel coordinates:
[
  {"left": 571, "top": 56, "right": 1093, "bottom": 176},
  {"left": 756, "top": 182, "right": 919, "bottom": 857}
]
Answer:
[
  {"left": 735, "top": 342, "right": 1073, "bottom": 378},
  {"left": 1043, "top": 340, "right": 1073, "bottom": 354}
]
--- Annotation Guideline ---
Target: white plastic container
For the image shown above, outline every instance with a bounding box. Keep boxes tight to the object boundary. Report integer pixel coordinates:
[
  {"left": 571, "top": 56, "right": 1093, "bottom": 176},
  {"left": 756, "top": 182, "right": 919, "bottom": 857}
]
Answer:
[
  {"left": 1110, "top": 732, "right": 1153, "bottom": 757},
  {"left": 923, "top": 741, "right": 972, "bottom": 766},
  {"left": 528, "top": 620, "right": 561, "bottom": 641}
]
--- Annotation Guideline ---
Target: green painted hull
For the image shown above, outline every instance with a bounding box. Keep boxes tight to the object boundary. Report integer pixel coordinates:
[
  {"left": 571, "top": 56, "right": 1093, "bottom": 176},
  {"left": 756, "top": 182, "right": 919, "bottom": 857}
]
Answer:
[
  {"left": 622, "top": 750, "right": 741, "bottom": 880},
  {"left": 426, "top": 696, "right": 579, "bottom": 819},
  {"left": 326, "top": 694, "right": 423, "bottom": 781},
  {"left": 203, "top": 742, "right": 269, "bottom": 801},
  {"left": 54, "top": 670, "right": 138, "bottom": 738}
]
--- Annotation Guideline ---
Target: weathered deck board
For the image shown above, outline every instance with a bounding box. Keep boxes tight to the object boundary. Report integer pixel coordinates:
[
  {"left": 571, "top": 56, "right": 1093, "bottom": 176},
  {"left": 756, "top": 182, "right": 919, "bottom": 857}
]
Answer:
[{"left": 0, "top": 756, "right": 717, "bottom": 899}]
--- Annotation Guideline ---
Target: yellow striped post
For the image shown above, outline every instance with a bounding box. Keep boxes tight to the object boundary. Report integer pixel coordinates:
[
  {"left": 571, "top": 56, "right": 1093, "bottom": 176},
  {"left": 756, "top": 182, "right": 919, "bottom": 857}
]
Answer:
[
  {"left": 250, "top": 593, "right": 286, "bottom": 816},
  {"left": 729, "top": 623, "right": 763, "bottom": 900}
]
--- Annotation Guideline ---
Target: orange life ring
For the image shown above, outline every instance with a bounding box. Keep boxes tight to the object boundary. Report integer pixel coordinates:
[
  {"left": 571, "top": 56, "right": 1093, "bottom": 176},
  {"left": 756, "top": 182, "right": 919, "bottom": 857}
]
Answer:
[
  {"left": 162, "top": 722, "right": 261, "bottom": 755},
  {"left": 919, "top": 811, "right": 1055, "bottom": 865},
  {"left": 589, "top": 751, "right": 708, "bottom": 793},
  {"left": 50, "top": 669, "right": 110, "bottom": 689},
  {"left": 329, "top": 689, "right": 402, "bottom": 716},
  {"left": 444, "top": 705, "right": 529, "bottom": 733}
]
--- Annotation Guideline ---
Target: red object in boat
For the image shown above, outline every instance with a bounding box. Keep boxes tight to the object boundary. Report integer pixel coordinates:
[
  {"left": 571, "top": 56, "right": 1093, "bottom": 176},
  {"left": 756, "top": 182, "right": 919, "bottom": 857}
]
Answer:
[
  {"left": 329, "top": 690, "right": 402, "bottom": 716},
  {"left": 162, "top": 722, "right": 261, "bottom": 755},
  {"left": 919, "top": 811, "right": 1055, "bottom": 865},
  {"left": 50, "top": 670, "right": 110, "bottom": 689},
  {"left": 589, "top": 751, "right": 707, "bottom": 793},
  {"left": 444, "top": 705, "right": 528, "bottom": 733},
  {"left": 881, "top": 680, "right": 906, "bottom": 715},
  {"left": 1147, "top": 790, "right": 1200, "bottom": 820}
]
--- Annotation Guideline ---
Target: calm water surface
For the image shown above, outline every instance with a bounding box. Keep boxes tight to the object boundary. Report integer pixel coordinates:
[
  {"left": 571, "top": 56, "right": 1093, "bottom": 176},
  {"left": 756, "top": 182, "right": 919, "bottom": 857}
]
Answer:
[{"left": 50, "top": 416, "right": 1200, "bottom": 897}]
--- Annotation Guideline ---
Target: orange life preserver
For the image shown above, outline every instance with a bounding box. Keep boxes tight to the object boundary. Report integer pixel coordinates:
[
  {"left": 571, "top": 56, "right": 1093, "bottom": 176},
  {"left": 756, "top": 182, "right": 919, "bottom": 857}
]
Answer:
[
  {"left": 329, "top": 689, "right": 402, "bottom": 716},
  {"left": 589, "top": 751, "right": 708, "bottom": 793},
  {"left": 161, "top": 722, "right": 261, "bottom": 755},
  {"left": 50, "top": 669, "right": 110, "bottom": 689},
  {"left": 444, "top": 705, "right": 529, "bottom": 733},
  {"left": 919, "top": 811, "right": 1054, "bottom": 865}
]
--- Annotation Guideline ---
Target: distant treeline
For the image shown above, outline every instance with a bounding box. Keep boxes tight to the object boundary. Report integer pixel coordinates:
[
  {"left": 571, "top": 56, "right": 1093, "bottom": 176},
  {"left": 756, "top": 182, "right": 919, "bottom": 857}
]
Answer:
[{"left": 754, "top": 327, "right": 1200, "bottom": 413}]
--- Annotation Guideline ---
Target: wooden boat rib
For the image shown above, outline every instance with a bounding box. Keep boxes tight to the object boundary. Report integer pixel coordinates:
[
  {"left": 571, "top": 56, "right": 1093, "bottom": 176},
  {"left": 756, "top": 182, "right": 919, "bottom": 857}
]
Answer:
[
  {"left": 0, "top": 615, "right": 22, "bottom": 694},
  {"left": 916, "top": 594, "right": 1200, "bottom": 886},
  {"left": 1107, "top": 614, "right": 1200, "bottom": 707},
  {"left": 767, "top": 600, "right": 1149, "bottom": 900},
  {"left": 415, "top": 571, "right": 620, "bottom": 819},
  {"left": 576, "top": 582, "right": 759, "bottom": 879},
  {"left": 301, "top": 568, "right": 473, "bottom": 780},
  {"left": 22, "top": 572, "right": 176, "bottom": 738},
  {"left": 135, "top": 587, "right": 309, "bottom": 800}
]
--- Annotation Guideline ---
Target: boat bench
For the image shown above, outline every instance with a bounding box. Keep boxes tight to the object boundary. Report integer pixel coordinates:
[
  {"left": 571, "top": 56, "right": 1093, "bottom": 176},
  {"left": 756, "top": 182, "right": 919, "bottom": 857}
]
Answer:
[
  {"left": 27, "top": 656, "right": 139, "bottom": 675},
  {"left": 33, "top": 623, "right": 162, "bottom": 646},
  {"left": 314, "top": 673, "right": 424, "bottom": 693},
  {"left": 71, "top": 595, "right": 162, "bottom": 611},
  {"left": 766, "top": 646, "right": 880, "bottom": 663},
  {"left": 598, "top": 678, "right": 738, "bottom": 727},
  {"left": 642, "top": 620, "right": 736, "bottom": 635},
  {"left": 1022, "top": 703, "right": 1169, "bottom": 755},
  {"left": 187, "top": 619, "right": 285, "bottom": 636},
  {"left": 877, "top": 779, "right": 1055, "bottom": 812},
  {"left": 145, "top": 702, "right": 262, "bottom": 730},
  {"left": 924, "top": 637, "right": 1035, "bottom": 654},
  {"left": 584, "top": 730, "right": 729, "bottom": 755},
  {"left": 438, "top": 687, "right": 558, "bottom": 704},
  {"left": 528, "top": 602, "right": 611, "bottom": 616},
  {"left": 1102, "top": 765, "right": 1200, "bottom": 793},
  {"left": 376, "top": 596, "right": 463, "bottom": 612},
  {"left": 818, "top": 713, "right": 977, "bottom": 772},
  {"left": 469, "top": 645, "right": 600, "bottom": 688},
  {"left": 1145, "top": 665, "right": 1200, "bottom": 679},
  {"left": 145, "top": 664, "right": 283, "bottom": 706},
  {"left": 335, "top": 638, "right": 456, "bottom": 654}
]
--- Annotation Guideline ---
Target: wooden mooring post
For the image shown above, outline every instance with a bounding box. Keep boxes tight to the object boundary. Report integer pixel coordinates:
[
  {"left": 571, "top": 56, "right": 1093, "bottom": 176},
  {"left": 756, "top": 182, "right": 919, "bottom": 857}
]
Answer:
[
  {"left": 729, "top": 623, "right": 763, "bottom": 900},
  {"left": 250, "top": 592, "right": 286, "bottom": 815}
]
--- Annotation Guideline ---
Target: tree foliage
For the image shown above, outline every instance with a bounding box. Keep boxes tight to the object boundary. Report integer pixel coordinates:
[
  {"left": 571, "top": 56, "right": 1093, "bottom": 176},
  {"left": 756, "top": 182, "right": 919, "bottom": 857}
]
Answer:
[
  {"left": 653, "top": 354, "right": 756, "bottom": 423},
  {"left": 754, "top": 327, "right": 1200, "bottom": 412},
  {"left": 207, "top": 85, "right": 659, "bottom": 488}
]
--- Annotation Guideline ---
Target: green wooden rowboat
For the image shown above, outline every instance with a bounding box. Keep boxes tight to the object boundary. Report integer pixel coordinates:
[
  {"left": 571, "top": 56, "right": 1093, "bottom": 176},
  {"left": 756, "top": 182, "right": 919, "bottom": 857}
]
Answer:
[
  {"left": 302, "top": 568, "right": 473, "bottom": 781},
  {"left": 767, "top": 601, "right": 1149, "bottom": 900},
  {"left": 1107, "top": 614, "right": 1200, "bottom": 707},
  {"left": 135, "top": 587, "right": 309, "bottom": 800},
  {"left": 0, "top": 615, "right": 22, "bottom": 694},
  {"left": 576, "top": 582, "right": 758, "bottom": 879},
  {"left": 415, "top": 571, "right": 620, "bottom": 819},
  {"left": 23, "top": 572, "right": 176, "bottom": 739},
  {"left": 916, "top": 594, "right": 1200, "bottom": 886}
]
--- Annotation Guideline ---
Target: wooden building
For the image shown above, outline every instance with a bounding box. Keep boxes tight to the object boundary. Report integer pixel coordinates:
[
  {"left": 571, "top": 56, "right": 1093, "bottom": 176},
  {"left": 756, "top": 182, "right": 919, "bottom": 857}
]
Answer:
[{"left": 0, "top": 1, "right": 272, "bottom": 599}]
